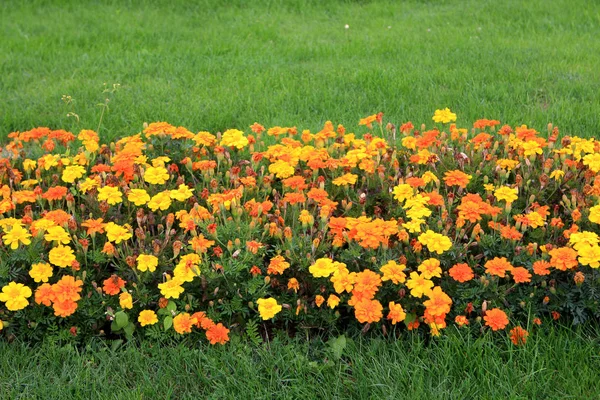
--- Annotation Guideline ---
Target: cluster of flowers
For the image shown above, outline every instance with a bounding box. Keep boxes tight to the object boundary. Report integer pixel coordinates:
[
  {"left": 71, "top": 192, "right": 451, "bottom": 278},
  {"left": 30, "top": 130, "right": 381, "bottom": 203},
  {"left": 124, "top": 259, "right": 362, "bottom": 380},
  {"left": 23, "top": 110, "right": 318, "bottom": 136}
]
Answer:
[{"left": 0, "top": 108, "right": 599, "bottom": 346}]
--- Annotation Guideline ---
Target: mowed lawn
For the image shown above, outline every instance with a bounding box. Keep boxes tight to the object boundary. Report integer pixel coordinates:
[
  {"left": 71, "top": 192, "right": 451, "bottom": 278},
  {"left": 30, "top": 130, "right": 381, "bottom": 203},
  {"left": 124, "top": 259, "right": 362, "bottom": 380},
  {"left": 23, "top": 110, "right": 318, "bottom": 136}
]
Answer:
[
  {"left": 1, "top": 0, "right": 599, "bottom": 141},
  {"left": 2, "top": 1, "right": 600, "bottom": 399}
]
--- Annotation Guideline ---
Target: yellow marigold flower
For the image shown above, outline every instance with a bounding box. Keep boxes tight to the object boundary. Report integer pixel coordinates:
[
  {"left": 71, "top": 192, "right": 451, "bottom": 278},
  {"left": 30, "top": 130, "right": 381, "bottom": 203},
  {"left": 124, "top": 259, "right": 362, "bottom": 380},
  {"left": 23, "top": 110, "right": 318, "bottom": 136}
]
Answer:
[
  {"left": 521, "top": 140, "right": 543, "bottom": 157},
  {"left": 332, "top": 173, "right": 358, "bottom": 186},
  {"left": 148, "top": 191, "right": 172, "bottom": 211},
  {"left": 589, "top": 205, "right": 600, "bottom": 224},
  {"left": 23, "top": 159, "right": 37, "bottom": 172},
  {"left": 483, "top": 184, "right": 495, "bottom": 192},
  {"left": 268, "top": 160, "right": 295, "bottom": 179},
  {"left": 418, "top": 230, "right": 452, "bottom": 254},
  {"left": 137, "top": 254, "right": 158, "bottom": 272},
  {"left": 494, "top": 186, "right": 518, "bottom": 204},
  {"left": 406, "top": 272, "right": 434, "bottom": 298},
  {"left": 401, "top": 136, "right": 417, "bottom": 150},
  {"left": 174, "top": 254, "right": 201, "bottom": 282},
  {"left": 29, "top": 262, "right": 53, "bottom": 283},
  {"left": 583, "top": 153, "right": 600, "bottom": 173},
  {"left": 44, "top": 225, "right": 71, "bottom": 245},
  {"left": 527, "top": 211, "right": 545, "bottom": 228},
  {"left": 380, "top": 260, "right": 406, "bottom": 284},
  {"left": 105, "top": 222, "right": 132, "bottom": 244},
  {"left": 151, "top": 157, "right": 171, "bottom": 167},
  {"left": 257, "top": 297, "right": 282, "bottom": 320},
  {"left": 138, "top": 310, "right": 158, "bottom": 327},
  {"left": 298, "top": 210, "right": 314, "bottom": 227},
  {"left": 119, "top": 292, "right": 133, "bottom": 309},
  {"left": 61, "top": 165, "right": 86, "bottom": 183},
  {"left": 421, "top": 171, "right": 439, "bottom": 184},
  {"left": 577, "top": 243, "right": 600, "bottom": 268},
  {"left": 549, "top": 170, "right": 565, "bottom": 181},
  {"left": 432, "top": 108, "right": 457, "bottom": 124},
  {"left": 220, "top": 129, "right": 249, "bottom": 149},
  {"left": 169, "top": 184, "right": 194, "bottom": 202},
  {"left": 97, "top": 186, "right": 123, "bottom": 205},
  {"left": 49, "top": 245, "right": 76, "bottom": 268},
  {"left": 402, "top": 218, "right": 424, "bottom": 233},
  {"left": 569, "top": 231, "right": 599, "bottom": 250},
  {"left": 309, "top": 258, "right": 338, "bottom": 278},
  {"left": 79, "top": 177, "right": 100, "bottom": 194},
  {"left": 144, "top": 166, "right": 170, "bottom": 185},
  {"left": 417, "top": 258, "right": 442, "bottom": 279},
  {"left": 0, "top": 282, "right": 32, "bottom": 311},
  {"left": 330, "top": 268, "right": 356, "bottom": 294},
  {"left": 392, "top": 183, "right": 414, "bottom": 203},
  {"left": 158, "top": 278, "right": 185, "bottom": 299},
  {"left": 327, "top": 294, "right": 340, "bottom": 309},
  {"left": 496, "top": 159, "right": 519, "bottom": 171},
  {"left": 127, "top": 189, "right": 150, "bottom": 206},
  {"left": 2, "top": 223, "right": 32, "bottom": 250}
]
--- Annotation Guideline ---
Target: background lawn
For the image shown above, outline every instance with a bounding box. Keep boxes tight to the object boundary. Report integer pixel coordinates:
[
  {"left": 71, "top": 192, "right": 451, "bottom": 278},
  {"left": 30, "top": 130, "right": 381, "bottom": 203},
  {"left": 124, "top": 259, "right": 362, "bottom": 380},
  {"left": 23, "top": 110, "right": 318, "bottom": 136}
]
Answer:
[
  {"left": 2, "top": 1, "right": 600, "bottom": 398},
  {"left": 1, "top": 0, "right": 600, "bottom": 142}
]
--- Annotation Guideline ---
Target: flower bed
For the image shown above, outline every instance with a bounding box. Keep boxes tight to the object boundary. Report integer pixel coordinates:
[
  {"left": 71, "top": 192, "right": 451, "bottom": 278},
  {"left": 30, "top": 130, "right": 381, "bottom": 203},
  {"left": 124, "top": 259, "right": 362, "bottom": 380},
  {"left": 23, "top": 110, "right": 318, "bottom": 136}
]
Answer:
[{"left": 0, "top": 109, "right": 598, "bottom": 346}]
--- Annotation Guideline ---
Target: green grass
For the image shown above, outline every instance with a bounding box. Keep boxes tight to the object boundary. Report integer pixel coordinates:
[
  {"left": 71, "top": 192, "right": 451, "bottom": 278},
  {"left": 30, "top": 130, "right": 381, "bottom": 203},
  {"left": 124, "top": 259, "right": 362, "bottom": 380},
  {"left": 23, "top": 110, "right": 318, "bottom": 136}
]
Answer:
[
  {"left": 1, "top": 327, "right": 599, "bottom": 399},
  {"left": 1, "top": 0, "right": 600, "bottom": 142}
]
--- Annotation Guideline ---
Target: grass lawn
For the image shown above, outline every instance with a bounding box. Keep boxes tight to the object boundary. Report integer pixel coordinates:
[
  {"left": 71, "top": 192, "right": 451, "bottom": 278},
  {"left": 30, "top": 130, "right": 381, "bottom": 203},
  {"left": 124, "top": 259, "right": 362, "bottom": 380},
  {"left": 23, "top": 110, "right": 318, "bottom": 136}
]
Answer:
[
  {"left": 2, "top": 1, "right": 600, "bottom": 399},
  {"left": 1, "top": 327, "right": 599, "bottom": 399},
  {"left": 1, "top": 0, "right": 599, "bottom": 142}
]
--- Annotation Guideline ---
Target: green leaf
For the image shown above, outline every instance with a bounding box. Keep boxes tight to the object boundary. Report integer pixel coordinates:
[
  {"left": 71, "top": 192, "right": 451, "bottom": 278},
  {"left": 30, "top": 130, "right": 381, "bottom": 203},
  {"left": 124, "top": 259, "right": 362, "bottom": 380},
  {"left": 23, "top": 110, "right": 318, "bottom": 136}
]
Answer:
[
  {"left": 115, "top": 311, "right": 129, "bottom": 329},
  {"left": 166, "top": 301, "right": 177, "bottom": 312},
  {"left": 164, "top": 315, "right": 173, "bottom": 331},
  {"left": 328, "top": 335, "right": 347, "bottom": 361},
  {"left": 123, "top": 322, "right": 135, "bottom": 338}
]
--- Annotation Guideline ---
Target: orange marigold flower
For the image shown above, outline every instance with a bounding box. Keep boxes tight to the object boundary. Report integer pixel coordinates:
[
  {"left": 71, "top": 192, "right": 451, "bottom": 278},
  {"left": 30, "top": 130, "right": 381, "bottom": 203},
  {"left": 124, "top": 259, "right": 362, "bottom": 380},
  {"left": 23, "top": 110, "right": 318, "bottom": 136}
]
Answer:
[
  {"left": 484, "top": 308, "right": 509, "bottom": 331},
  {"left": 103, "top": 274, "right": 126, "bottom": 295},
  {"left": 354, "top": 298, "right": 383, "bottom": 323},
  {"left": 448, "top": 263, "right": 474, "bottom": 282},
  {"left": 511, "top": 267, "right": 532, "bottom": 283},
  {"left": 35, "top": 283, "right": 55, "bottom": 306},
  {"left": 387, "top": 301, "right": 406, "bottom": 325},
  {"left": 484, "top": 257, "right": 513, "bottom": 278},
  {"left": 206, "top": 323, "right": 230, "bottom": 345},
  {"left": 173, "top": 312, "right": 197, "bottom": 334},
  {"left": 548, "top": 247, "right": 578, "bottom": 271},
  {"left": 509, "top": 326, "right": 529, "bottom": 346},
  {"left": 267, "top": 255, "right": 290, "bottom": 275},
  {"left": 443, "top": 170, "right": 472, "bottom": 189},
  {"left": 353, "top": 269, "right": 382, "bottom": 299},
  {"left": 423, "top": 286, "right": 452, "bottom": 317},
  {"left": 81, "top": 218, "right": 106, "bottom": 235},
  {"left": 42, "top": 186, "right": 68, "bottom": 201},
  {"left": 53, "top": 299, "right": 78, "bottom": 317},
  {"left": 455, "top": 315, "right": 469, "bottom": 326},
  {"left": 532, "top": 260, "right": 551, "bottom": 276}
]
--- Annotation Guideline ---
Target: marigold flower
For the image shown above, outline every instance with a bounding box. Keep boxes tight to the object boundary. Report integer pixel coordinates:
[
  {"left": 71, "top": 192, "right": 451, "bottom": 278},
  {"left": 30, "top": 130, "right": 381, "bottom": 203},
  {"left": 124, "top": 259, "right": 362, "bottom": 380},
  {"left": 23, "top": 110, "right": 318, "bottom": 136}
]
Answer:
[
  {"left": 455, "top": 315, "right": 469, "bottom": 326},
  {"left": 432, "top": 108, "right": 457, "bottom": 124},
  {"left": 0, "top": 282, "right": 32, "bottom": 311},
  {"left": 257, "top": 297, "right": 282, "bottom": 320},
  {"left": 267, "top": 255, "right": 290, "bottom": 275},
  {"left": 448, "top": 263, "right": 474, "bottom": 282},
  {"left": 136, "top": 254, "right": 158, "bottom": 272},
  {"left": 97, "top": 186, "right": 123, "bottom": 205},
  {"left": 406, "top": 272, "right": 434, "bottom": 298},
  {"left": 354, "top": 298, "right": 383, "bottom": 323},
  {"left": 103, "top": 274, "right": 126, "bottom": 295},
  {"left": 315, "top": 295, "right": 325, "bottom": 307},
  {"left": 61, "top": 165, "right": 86, "bottom": 183},
  {"left": 138, "top": 310, "right": 158, "bottom": 327},
  {"left": 417, "top": 258, "right": 442, "bottom": 279},
  {"left": 332, "top": 173, "right": 358, "bottom": 186},
  {"left": 484, "top": 308, "right": 509, "bottom": 331},
  {"left": 309, "top": 258, "right": 339, "bottom": 278},
  {"left": 127, "top": 189, "right": 150, "bottom": 206},
  {"left": 29, "top": 262, "right": 53, "bottom": 283},
  {"left": 423, "top": 286, "right": 452, "bottom": 317},
  {"left": 148, "top": 191, "right": 172, "bottom": 211},
  {"left": 576, "top": 243, "right": 600, "bottom": 268},
  {"left": 532, "top": 260, "right": 551, "bottom": 276},
  {"left": 380, "top": 260, "right": 407, "bottom": 284},
  {"left": 387, "top": 301, "right": 406, "bottom": 325},
  {"left": 35, "top": 283, "right": 55, "bottom": 306},
  {"left": 418, "top": 230, "right": 452, "bottom": 254},
  {"left": 548, "top": 247, "right": 578, "bottom": 271},
  {"left": 484, "top": 257, "right": 513, "bottom": 278},
  {"left": 494, "top": 186, "right": 518, "bottom": 204},
  {"left": 52, "top": 275, "right": 83, "bottom": 303},
  {"left": 104, "top": 222, "right": 132, "bottom": 244},
  {"left": 327, "top": 294, "right": 340, "bottom": 309},
  {"left": 443, "top": 170, "right": 471, "bottom": 189},
  {"left": 119, "top": 292, "right": 133, "bottom": 309},
  {"left": 173, "top": 313, "right": 197, "bottom": 334},
  {"left": 2, "top": 223, "right": 32, "bottom": 250},
  {"left": 511, "top": 267, "right": 532, "bottom": 283},
  {"left": 206, "top": 323, "right": 230, "bottom": 345},
  {"left": 144, "top": 166, "right": 170, "bottom": 185},
  {"left": 509, "top": 326, "right": 529, "bottom": 346},
  {"left": 49, "top": 245, "right": 76, "bottom": 268},
  {"left": 220, "top": 129, "right": 249, "bottom": 149}
]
